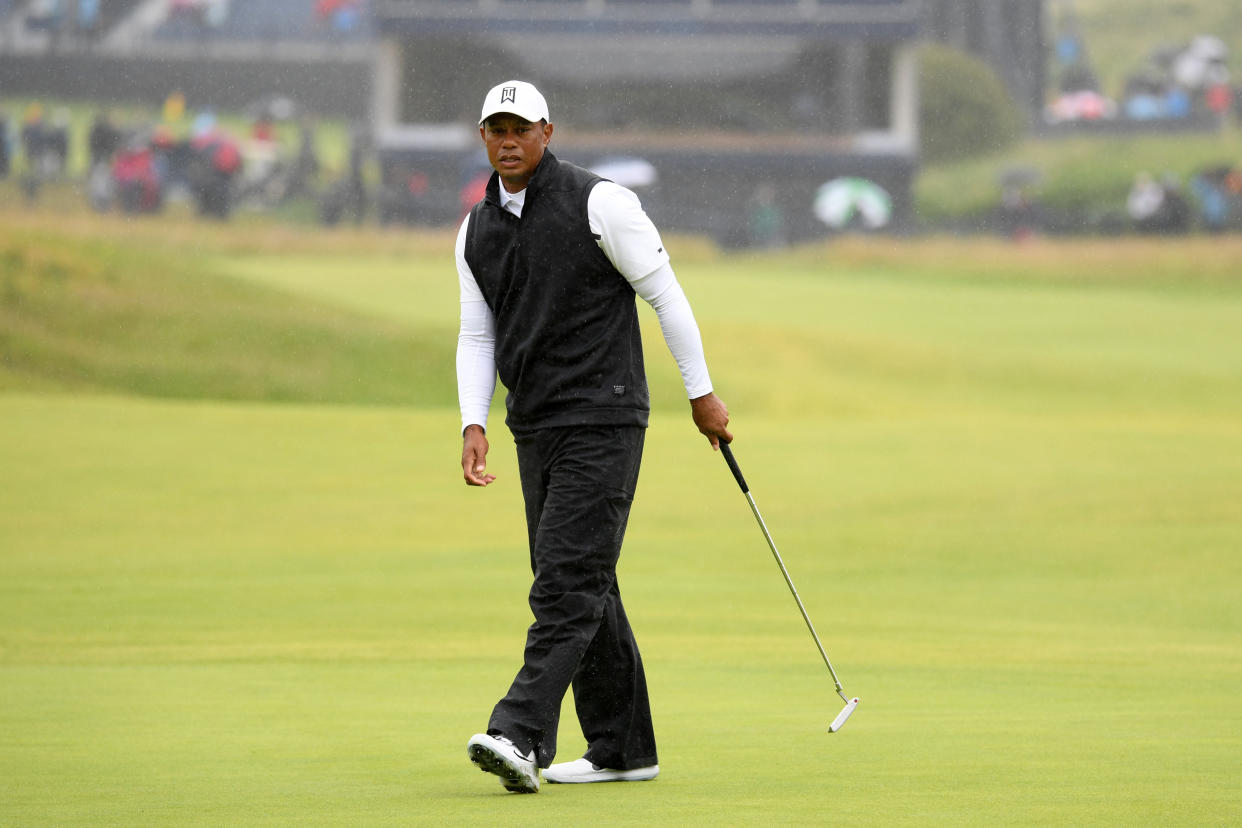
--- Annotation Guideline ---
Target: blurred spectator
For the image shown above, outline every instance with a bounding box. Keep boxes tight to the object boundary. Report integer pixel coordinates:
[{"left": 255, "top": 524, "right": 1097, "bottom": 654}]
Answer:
[
  {"left": 0, "top": 110, "right": 11, "bottom": 180},
  {"left": 1127, "top": 172, "right": 1163, "bottom": 224},
  {"left": 1127, "top": 171, "right": 1191, "bottom": 235},
  {"left": 283, "top": 118, "right": 321, "bottom": 202},
  {"left": 1051, "top": 6, "right": 1100, "bottom": 95},
  {"left": 163, "top": 90, "right": 187, "bottom": 125},
  {"left": 319, "top": 126, "right": 369, "bottom": 226},
  {"left": 240, "top": 116, "right": 281, "bottom": 208},
  {"left": 167, "top": 0, "right": 230, "bottom": 33},
  {"left": 347, "top": 127, "right": 370, "bottom": 222},
  {"left": 1123, "top": 74, "right": 1192, "bottom": 121},
  {"left": 334, "top": 4, "right": 362, "bottom": 34},
  {"left": 1190, "top": 166, "right": 1242, "bottom": 234},
  {"left": 204, "top": 0, "right": 230, "bottom": 28},
  {"left": 1121, "top": 36, "right": 1232, "bottom": 124},
  {"left": 88, "top": 110, "right": 122, "bottom": 171},
  {"left": 78, "top": 0, "right": 100, "bottom": 40},
  {"left": 997, "top": 168, "right": 1043, "bottom": 241},
  {"left": 1204, "top": 82, "right": 1232, "bottom": 119},
  {"left": 188, "top": 127, "right": 242, "bottom": 219},
  {"left": 20, "top": 103, "right": 50, "bottom": 202},
  {"left": 316, "top": 0, "right": 362, "bottom": 32},
  {"left": 458, "top": 166, "right": 491, "bottom": 220},
  {"left": 251, "top": 116, "right": 275, "bottom": 143},
  {"left": 378, "top": 164, "right": 431, "bottom": 226},
  {"left": 112, "top": 137, "right": 164, "bottom": 214},
  {"left": 46, "top": 109, "right": 71, "bottom": 177},
  {"left": 87, "top": 111, "right": 123, "bottom": 211},
  {"left": 1121, "top": 77, "right": 1165, "bottom": 121},
  {"left": 746, "top": 184, "right": 786, "bottom": 249},
  {"left": 158, "top": 129, "right": 196, "bottom": 198},
  {"left": 1155, "top": 175, "right": 1192, "bottom": 235},
  {"left": 1044, "top": 7, "right": 1113, "bottom": 126},
  {"left": 26, "top": 0, "right": 62, "bottom": 31},
  {"left": 343, "top": 125, "right": 368, "bottom": 223},
  {"left": 149, "top": 125, "right": 177, "bottom": 189},
  {"left": 1046, "top": 89, "right": 1117, "bottom": 123},
  {"left": 191, "top": 108, "right": 217, "bottom": 138},
  {"left": 88, "top": 161, "right": 112, "bottom": 211},
  {"left": 1172, "top": 36, "right": 1228, "bottom": 95}
]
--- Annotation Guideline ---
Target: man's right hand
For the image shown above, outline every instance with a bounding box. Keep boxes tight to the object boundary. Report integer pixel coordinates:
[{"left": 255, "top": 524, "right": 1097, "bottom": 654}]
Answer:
[
  {"left": 690, "top": 392, "right": 733, "bottom": 450},
  {"left": 461, "top": 424, "right": 496, "bottom": 486}
]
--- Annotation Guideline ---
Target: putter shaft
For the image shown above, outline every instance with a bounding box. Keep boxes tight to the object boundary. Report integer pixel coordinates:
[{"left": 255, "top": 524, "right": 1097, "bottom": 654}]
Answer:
[
  {"left": 720, "top": 442, "right": 851, "bottom": 704},
  {"left": 740, "top": 489, "right": 851, "bottom": 704}
]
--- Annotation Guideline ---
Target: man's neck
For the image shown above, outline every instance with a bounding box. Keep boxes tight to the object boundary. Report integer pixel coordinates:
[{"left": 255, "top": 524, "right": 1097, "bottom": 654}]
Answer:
[{"left": 501, "top": 178, "right": 528, "bottom": 194}]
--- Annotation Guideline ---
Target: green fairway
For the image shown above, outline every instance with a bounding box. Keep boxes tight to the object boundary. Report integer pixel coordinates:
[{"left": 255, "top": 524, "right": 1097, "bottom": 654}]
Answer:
[{"left": 2, "top": 224, "right": 1241, "bottom": 825}]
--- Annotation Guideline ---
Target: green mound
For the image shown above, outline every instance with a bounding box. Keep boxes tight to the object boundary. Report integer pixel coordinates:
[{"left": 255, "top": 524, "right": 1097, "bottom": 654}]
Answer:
[{"left": 0, "top": 225, "right": 455, "bottom": 407}]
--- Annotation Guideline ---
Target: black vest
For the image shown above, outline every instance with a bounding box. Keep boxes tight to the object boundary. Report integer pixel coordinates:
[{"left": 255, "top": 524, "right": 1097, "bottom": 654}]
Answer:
[{"left": 464, "top": 151, "right": 649, "bottom": 432}]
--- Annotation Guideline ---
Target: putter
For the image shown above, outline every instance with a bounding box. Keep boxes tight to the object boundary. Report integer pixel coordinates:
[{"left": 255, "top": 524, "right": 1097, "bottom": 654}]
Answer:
[{"left": 719, "top": 441, "right": 860, "bottom": 733}]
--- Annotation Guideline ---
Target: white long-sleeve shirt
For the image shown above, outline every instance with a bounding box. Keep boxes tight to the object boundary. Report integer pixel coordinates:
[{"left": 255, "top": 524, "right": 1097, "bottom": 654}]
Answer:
[{"left": 456, "top": 179, "right": 713, "bottom": 433}]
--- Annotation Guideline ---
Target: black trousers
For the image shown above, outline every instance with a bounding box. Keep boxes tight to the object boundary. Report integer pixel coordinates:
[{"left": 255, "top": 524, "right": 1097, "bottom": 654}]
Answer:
[{"left": 487, "top": 424, "right": 658, "bottom": 771}]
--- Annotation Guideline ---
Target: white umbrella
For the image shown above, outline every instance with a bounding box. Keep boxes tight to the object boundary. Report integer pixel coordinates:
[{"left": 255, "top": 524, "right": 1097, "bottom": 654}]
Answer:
[
  {"left": 589, "top": 156, "right": 658, "bottom": 188},
  {"left": 814, "top": 177, "right": 893, "bottom": 230}
]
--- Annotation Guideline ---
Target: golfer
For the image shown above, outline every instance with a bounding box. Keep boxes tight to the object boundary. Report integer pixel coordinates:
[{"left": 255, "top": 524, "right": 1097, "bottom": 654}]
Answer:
[{"left": 458, "top": 80, "right": 731, "bottom": 793}]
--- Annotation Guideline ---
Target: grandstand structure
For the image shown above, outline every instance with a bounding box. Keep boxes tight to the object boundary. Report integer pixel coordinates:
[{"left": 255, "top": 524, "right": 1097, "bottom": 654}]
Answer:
[
  {"left": 370, "top": 0, "right": 924, "bottom": 242},
  {"left": 141, "top": 0, "right": 371, "bottom": 51},
  {"left": 921, "top": 0, "right": 1044, "bottom": 117},
  {"left": 1, "top": 0, "right": 370, "bottom": 53},
  {"left": 0, "top": 1, "right": 373, "bottom": 118},
  {"left": 1, "top": 0, "right": 1047, "bottom": 238}
]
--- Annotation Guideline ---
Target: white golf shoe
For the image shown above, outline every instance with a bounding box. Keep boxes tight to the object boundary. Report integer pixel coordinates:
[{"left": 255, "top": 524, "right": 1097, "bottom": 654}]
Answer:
[
  {"left": 467, "top": 733, "right": 540, "bottom": 794},
  {"left": 543, "top": 757, "right": 659, "bottom": 784}
]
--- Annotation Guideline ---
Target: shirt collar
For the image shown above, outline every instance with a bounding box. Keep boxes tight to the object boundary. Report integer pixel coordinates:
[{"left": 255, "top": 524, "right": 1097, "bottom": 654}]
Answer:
[
  {"left": 499, "top": 185, "right": 525, "bottom": 217},
  {"left": 486, "top": 150, "right": 557, "bottom": 217}
]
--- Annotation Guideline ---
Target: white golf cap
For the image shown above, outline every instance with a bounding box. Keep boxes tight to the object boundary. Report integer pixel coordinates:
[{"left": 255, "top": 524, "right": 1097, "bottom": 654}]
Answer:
[{"left": 478, "top": 80, "right": 550, "bottom": 126}]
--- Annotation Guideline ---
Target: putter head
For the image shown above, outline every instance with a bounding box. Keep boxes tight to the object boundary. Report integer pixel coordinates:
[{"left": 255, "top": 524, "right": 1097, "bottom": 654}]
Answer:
[{"left": 828, "top": 697, "right": 859, "bottom": 733}]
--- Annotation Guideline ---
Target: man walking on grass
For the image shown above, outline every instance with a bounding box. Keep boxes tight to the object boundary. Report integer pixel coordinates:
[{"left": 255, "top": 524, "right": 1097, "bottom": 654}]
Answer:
[{"left": 456, "top": 80, "right": 731, "bottom": 793}]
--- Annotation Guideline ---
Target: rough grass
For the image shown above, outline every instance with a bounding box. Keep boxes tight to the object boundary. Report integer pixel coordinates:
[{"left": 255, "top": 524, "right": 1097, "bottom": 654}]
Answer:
[
  {"left": 0, "top": 211, "right": 456, "bottom": 406},
  {"left": 7, "top": 203, "right": 1242, "bottom": 409}
]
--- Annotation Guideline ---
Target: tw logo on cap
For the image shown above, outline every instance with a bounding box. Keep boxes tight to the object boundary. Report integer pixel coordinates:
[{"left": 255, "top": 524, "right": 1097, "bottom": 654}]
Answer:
[{"left": 479, "top": 80, "right": 549, "bottom": 125}]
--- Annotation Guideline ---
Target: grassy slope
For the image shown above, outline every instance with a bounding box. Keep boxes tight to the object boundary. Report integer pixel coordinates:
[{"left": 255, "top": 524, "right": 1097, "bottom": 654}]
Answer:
[
  {"left": 0, "top": 212, "right": 456, "bottom": 406},
  {"left": 3, "top": 210, "right": 1242, "bottom": 824}
]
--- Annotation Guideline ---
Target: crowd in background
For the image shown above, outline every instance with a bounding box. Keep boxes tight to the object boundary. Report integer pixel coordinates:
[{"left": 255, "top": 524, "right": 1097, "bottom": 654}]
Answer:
[
  {"left": 0, "top": 92, "right": 373, "bottom": 224},
  {"left": 159, "top": 0, "right": 367, "bottom": 39},
  {"left": 1, "top": 79, "right": 1239, "bottom": 238},
  {"left": 1046, "top": 11, "right": 1236, "bottom": 128},
  {"left": 992, "top": 162, "right": 1242, "bottom": 241},
  {"left": 995, "top": 18, "right": 1242, "bottom": 239},
  {"left": 4, "top": 89, "right": 1240, "bottom": 239}
]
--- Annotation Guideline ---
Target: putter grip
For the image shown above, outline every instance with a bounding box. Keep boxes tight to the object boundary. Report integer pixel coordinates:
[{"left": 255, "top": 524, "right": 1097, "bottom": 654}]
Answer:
[{"left": 720, "top": 442, "right": 749, "bottom": 493}]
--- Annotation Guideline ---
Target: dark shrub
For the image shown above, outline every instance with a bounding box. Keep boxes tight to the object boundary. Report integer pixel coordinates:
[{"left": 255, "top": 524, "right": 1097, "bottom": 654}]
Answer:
[{"left": 920, "top": 44, "right": 1024, "bottom": 162}]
